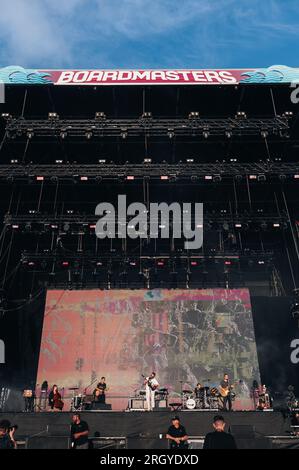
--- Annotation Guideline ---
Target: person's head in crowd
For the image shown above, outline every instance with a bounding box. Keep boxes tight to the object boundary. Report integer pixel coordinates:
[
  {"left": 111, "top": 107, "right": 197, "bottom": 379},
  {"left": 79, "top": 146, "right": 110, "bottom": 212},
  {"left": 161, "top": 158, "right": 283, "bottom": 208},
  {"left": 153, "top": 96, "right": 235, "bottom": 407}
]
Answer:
[
  {"left": 0, "top": 420, "right": 9, "bottom": 438},
  {"left": 171, "top": 416, "right": 180, "bottom": 428},
  {"left": 213, "top": 415, "right": 226, "bottom": 432},
  {"left": 72, "top": 413, "right": 81, "bottom": 424}
]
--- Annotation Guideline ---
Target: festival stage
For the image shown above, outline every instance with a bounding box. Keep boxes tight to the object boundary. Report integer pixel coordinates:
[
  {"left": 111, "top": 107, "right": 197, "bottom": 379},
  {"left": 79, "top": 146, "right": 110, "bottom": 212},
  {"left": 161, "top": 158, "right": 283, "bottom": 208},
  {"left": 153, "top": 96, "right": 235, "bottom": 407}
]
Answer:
[{"left": 1, "top": 410, "right": 297, "bottom": 449}]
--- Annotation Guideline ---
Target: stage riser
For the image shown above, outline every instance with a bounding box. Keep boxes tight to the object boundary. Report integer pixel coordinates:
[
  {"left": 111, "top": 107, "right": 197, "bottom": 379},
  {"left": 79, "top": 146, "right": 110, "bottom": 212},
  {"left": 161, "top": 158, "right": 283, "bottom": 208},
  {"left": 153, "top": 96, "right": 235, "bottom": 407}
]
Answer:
[{"left": 0, "top": 411, "right": 289, "bottom": 439}]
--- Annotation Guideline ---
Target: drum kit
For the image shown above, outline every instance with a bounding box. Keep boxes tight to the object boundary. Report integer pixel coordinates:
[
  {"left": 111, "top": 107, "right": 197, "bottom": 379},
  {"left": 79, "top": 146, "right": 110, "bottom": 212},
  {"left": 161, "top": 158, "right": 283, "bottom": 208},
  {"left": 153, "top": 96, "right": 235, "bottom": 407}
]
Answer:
[
  {"left": 182, "top": 385, "right": 221, "bottom": 410},
  {"left": 70, "top": 387, "right": 86, "bottom": 411}
]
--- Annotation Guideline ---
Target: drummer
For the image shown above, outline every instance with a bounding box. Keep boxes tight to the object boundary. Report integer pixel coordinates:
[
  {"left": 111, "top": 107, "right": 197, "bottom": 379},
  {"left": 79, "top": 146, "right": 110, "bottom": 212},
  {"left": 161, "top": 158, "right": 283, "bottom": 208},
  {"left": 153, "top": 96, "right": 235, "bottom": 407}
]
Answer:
[{"left": 194, "top": 383, "right": 203, "bottom": 398}]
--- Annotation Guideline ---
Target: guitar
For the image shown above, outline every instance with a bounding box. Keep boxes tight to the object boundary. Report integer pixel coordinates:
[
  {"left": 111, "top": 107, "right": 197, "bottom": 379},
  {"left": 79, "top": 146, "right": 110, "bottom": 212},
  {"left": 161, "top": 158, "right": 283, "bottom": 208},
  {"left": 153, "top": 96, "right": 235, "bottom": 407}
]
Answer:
[
  {"left": 94, "top": 385, "right": 108, "bottom": 397},
  {"left": 219, "top": 381, "right": 239, "bottom": 398},
  {"left": 142, "top": 374, "right": 159, "bottom": 391}
]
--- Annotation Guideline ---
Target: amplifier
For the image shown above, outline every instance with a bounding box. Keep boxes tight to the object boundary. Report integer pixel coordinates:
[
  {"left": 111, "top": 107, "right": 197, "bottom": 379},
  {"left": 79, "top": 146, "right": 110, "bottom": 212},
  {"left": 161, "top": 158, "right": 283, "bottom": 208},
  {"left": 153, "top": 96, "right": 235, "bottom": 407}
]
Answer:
[{"left": 129, "top": 398, "right": 146, "bottom": 410}]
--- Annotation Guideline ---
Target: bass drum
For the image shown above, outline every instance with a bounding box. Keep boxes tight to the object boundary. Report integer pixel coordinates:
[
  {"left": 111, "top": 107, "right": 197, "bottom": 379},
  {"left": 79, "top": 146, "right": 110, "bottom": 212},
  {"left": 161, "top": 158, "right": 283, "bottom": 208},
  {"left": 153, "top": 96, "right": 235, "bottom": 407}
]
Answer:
[{"left": 186, "top": 398, "right": 196, "bottom": 410}]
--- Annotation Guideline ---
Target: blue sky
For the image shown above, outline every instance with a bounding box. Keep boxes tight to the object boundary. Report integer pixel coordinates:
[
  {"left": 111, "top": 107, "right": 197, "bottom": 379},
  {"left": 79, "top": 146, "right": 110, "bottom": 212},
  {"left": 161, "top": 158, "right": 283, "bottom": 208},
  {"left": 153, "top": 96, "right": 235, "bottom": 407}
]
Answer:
[{"left": 0, "top": 0, "right": 298, "bottom": 69}]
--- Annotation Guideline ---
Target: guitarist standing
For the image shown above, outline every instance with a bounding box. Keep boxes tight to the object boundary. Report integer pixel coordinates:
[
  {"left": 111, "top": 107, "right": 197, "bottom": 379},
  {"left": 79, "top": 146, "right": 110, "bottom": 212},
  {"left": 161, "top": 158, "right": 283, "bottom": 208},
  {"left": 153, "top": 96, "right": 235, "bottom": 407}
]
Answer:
[
  {"left": 219, "top": 374, "right": 234, "bottom": 411},
  {"left": 144, "top": 372, "right": 159, "bottom": 411}
]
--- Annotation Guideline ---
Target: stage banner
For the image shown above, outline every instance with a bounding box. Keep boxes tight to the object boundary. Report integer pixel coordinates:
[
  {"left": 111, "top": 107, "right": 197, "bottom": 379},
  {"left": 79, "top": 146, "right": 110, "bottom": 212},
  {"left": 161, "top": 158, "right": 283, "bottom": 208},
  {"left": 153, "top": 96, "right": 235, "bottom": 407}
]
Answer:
[
  {"left": 1, "top": 65, "right": 299, "bottom": 85},
  {"left": 37, "top": 288, "right": 260, "bottom": 411}
]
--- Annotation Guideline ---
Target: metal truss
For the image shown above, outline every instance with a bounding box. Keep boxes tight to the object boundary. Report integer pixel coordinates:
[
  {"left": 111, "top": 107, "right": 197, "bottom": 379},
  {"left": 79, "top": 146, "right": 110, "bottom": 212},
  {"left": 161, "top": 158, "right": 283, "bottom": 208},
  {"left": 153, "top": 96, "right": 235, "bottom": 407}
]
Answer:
[
  {"left": 5, "top": 212, "right": 289, "bottom": 234},
  {"left": 4, "top": 116, "right": 290, "bottom": 138},
  {"left": 0, "top": 162, "right": 298, "bottom": 181}
]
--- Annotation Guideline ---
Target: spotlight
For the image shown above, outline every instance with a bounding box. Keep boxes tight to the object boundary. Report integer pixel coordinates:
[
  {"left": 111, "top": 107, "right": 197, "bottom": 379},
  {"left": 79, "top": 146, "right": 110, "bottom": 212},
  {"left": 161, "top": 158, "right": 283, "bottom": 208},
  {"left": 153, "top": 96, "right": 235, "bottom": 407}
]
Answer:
[
  {"left": 55, "top": 160, "right": 63, "bottom": 164},
  {"left": 95, "top": 112, "right": 106, "bottom": 119},
  {"left": 249, "top": 175, "right": 257, "bottom": 180},
  {"left": 273, "top": 223, "right": 280, "bottom": 228},
  {"left": 1, "top": 113, "right": 11, "bottom": 119},
  {"left": 85, "top": 131, "right": 93, "bottom": 140},
  {"left": 60, "top": 131, "right": 67, "bottom": 139},
  {"left": 283, "top": 111, "right": 293, "bottom": 118},
  {"left": 261, "top": 130, "right": 268, "bottom": 139},
  {"left": 10, "top": 159, "right": 18, "bottom": 164},
  {"left": 230, "top": 158, "right": 238, "bottom": 162},
  {"left": 188, "top": 111, "right": 200, "bottom": 119},
  {"left": 235, "top": 111, "right": 247, "bottom": 119},
  {"left": 186, "top": 158, "right": 194, "bottom": 163},
  {"left": 167, "top": 130, "right": 174, "bottom": 139},
  {"left": 213, "top": 175, "right": 222, "bottom": 183},
  {"left": 144, "top": 158, "right": 152, "bottom": 164},
  {"left": 27, "top": 130, "right": 34, "bottom": 139},
  {"left": 98, "top": 159, "right": 106, "bottom": 164},
  {"left": 160, "top": 176, "right": 169, "bottom": 180},
  {"left": 294, "top": 175, "right": 299, "bottom": 179},
  {"left": 204, "top": 175, "right": 213, "bottom": 180},
  {"left": 126, "top": 176, "right": 135, "bottom": 181},
  {"left": 226, "top": 130, "right": 232, "bottom": 138},
  {"left": 235, "top": 223, "right": 242, "bottom": 228},
  {"left": 80, "top": 176, "right": 88, "bottom": 181},
  {"left": 120, "top": 130, "right": 128, "bottom": 139},
  {"left": 36, "top": 176, "right": 44, "bottom": 181},
  {"left": 141, "top": 112, "right": 152, "bottom": 119},
  {"left": 203, "top": 130, "right": 210, "bottom": 139},
  {"left": 48, "top": 112, "right": 59, "bottom": 119}
]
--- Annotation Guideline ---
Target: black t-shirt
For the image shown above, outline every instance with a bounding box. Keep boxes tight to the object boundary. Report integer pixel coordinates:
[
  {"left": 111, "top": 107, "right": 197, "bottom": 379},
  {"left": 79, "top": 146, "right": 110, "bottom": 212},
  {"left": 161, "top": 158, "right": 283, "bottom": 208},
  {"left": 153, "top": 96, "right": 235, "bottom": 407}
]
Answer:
[
  {"left": 71, "top": 420, "right": 89, "bottom": 447},
  {"left": 203, "top": 431, "right": 237, "bottom": 449},
  {"left": 167, "top": 424, "right": 187, "bottom": 438},
  {"left": 0, "top": 434, "right": 14, "bottom": 449},
  {"left": 97, "top": 383, "right": 107, "bottom": 392}
]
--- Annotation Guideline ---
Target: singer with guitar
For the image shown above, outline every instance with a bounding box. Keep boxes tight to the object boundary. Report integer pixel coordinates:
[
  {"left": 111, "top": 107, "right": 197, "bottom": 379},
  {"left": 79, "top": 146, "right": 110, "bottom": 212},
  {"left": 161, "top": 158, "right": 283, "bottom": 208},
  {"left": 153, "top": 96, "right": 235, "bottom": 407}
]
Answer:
[
  {"left": 219, "top": 374, "right": 235, "bottom": 411},
  {"left": 143, "top": 372, "right": 159, "bottom": 411},
  {"left": 93, "top": 377, "right": 108, "bottom": 404}
]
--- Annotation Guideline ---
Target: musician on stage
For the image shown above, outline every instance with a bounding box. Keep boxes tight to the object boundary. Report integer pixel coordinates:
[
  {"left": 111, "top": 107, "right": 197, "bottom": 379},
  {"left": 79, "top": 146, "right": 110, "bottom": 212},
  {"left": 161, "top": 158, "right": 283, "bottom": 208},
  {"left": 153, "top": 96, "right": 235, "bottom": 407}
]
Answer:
[
  {"left": 93, "top": 377, "right": 107, "bottom": 404},
  {"left": 194, "top": 382, "right": 203, "bottom": 397},
  {"left": 166, "top": 416, "right": 189, "bottom": 449},
  {"left": 144, "top": 372, "right": 159, "bottom": 411},
  {"left": 48, "top": 384, "right": 64, "bottom": 411},
  {"left": 219, "top": 374, "right": 233, "bottom": 411}
]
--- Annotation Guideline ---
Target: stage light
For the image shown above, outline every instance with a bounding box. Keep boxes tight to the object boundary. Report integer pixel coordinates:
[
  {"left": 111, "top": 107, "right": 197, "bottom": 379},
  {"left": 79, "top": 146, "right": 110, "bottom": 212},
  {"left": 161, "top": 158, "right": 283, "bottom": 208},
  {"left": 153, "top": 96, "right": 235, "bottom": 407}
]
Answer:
[
  {"left": 273, "top": 223, "right": 280, "bottom": 228},
  {"left": 28, "top": 210, "right": 36, "bottom": 214},
  {"left": 294, "top": 175, "right": 299, "bottom": 179},
  {"left": 235, "top": 223, "right": 242, "bottom": 228},
  {"left": 213, "top": 175, "right": 222, "bottom": 183},
  {"left": 89, "top": 224, "right": 96, "bottom": 229},
  {"left": 235, "top": 111, "right": 247, "bottom": 119},
  {"left": 48, "top": 112, "right": 59, "bottom": 119},
  {"left": 50, "top": 224, "right": 58, "bottom": 229},
  {"left": 1, "top": 113, "right": 11, "bottom": 119},
  {"left": 28, "top": 261, "right": 35, "bottom": 267},
  {"left": 121, "top": 130, "right": 128, "bottom": 139},
  {"left": 261, "top": 130, "right": 268, "bottom": 138},
  {"left": 36, "top": 176, "right": 44, "bottom": 181},
  {"left": 203, "top": 130, "right": 210, "bottom": 139},
  {"left": 157, "top": 260, "right": 165, "bottom": 266},
  {"left": 55, "top": 159, "right": 63, "bottom": 164},
  {"left": 258, "top": 260, "right": 265, "bottom": 265},
  {"left": 283, "top": 111, "right": 293, "bottom": 118},
  {"left": 160, "top": 175, "right": 169, "bottom": 180},
  {"left": 126, "top": 176, "right": 135, "bottom": 180},
  {"left": 10, "top": 159, "right": 18, "bottom": 164},
  {"left": 95, "top": 112, "right": 106, "bottom": 119},
  {"left": 98, "top": 159, "right": 106, "bottom": 164},
  {"left": 141, "top": 112, "right": 152, "bottom": 119},
  {"left": 167, "top": 130, "right": 174, "bottom": 139},
  {"left": 249, "top": 175, "right": 257, "bottom": 180},
  {"left": 230, "top": 158, "right": 238, "bottom": 162},
  {"left": 27, "top": 130, "right": 34, "bottom": 139},
  {"left": 12, "top": 224, "right": 19, "bottom": 229},
  {"left": 60, "top": 131, "right": 67, "bottom": 139},
  {"left": 204, "top": 175, "right": 213, "bottom": 180},
  {"left": 144, "top": 158, "right": 152, "bottom": 163},
  {"left": 62, "top": 261, "right": 69, "bottom": 267},
  {"left": 186, "top": 159, "right": 194, "bottom": 163},
  {"left": 85, "top": 131, "right": 93, "bottom": 140},
  {"left": 80, "top": 176, "right": 88, "bottom": 181},
  {"left": 190, "top": 261, "right": 198, "bottom": 266},
  {"left": 226, "top": 130, "right": 232, "bottom": 138},
  {"left": 224, "top": 260, "right": 232, "bottom": 265},
  {"left": 130, "top": 261, "right": 137, "bottom": 267},
  {"left": 188, "top": 111, "right": 200, "bottom": 119}
]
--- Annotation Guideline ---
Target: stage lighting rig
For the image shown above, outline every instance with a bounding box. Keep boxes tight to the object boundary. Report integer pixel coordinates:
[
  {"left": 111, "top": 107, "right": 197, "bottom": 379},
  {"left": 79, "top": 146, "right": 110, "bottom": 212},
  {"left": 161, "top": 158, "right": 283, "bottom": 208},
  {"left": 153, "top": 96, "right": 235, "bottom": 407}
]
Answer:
[
  {"left": 48, "top": 112, "right": 59, "bottom": 120},
  {"left": 235, "top": 111, "right": 247, "bottom": 119},
  {"left": 188, "top": 111, "right": 200, "bottom": 119}
]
